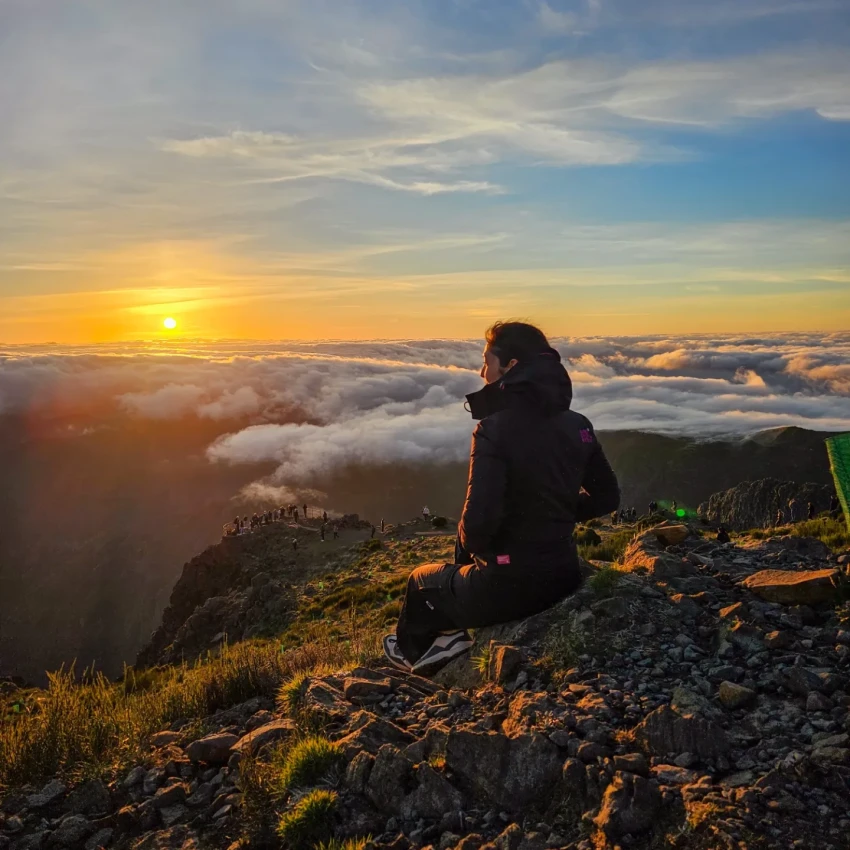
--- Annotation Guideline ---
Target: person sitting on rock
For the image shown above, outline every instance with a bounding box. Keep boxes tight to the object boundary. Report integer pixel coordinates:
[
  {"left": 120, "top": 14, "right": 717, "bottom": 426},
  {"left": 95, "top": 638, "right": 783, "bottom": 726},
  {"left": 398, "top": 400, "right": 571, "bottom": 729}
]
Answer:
[
  {"left": 716, "top": 526, "right": 731, "bottom": 544},
  {"left": 383, "top": 321, "right": 621, "bottom": 674}
]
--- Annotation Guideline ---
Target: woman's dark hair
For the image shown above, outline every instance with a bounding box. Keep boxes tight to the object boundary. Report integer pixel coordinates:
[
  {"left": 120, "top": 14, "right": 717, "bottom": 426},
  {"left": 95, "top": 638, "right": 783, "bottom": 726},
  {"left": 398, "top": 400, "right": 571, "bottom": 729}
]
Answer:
[{"left": 485, "top": 321, "right": 550, "bottom": 366}]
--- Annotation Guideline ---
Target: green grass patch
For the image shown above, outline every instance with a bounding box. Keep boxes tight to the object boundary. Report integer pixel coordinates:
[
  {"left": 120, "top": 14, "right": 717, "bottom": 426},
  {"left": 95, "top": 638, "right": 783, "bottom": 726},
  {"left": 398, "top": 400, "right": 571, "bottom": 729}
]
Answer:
[
  {"left": 276, "top": 789, "right": 337, "bottom": 850},
  {"left": 791, "top": 515, "right": 850, "bottom": 551},
  {"left": 315, "top": 839, "right": 372, "bottom": 850},
  {"left": 472, "top": 643, "right": 491, "bottom": 679},
  {"left": 277, "top": 673, "right": 311, "bottom": 716},
  {"left": 578, "top": 529, "right": 634, "bottom": 563},
  {"left": 273, "top": 736, "right": 342, "bottom": 792},
  {"left": 587, "top": 564, "right": 623, "bottom": 595},
  {"left": 0, "top": 627, "right": 379, "bottom": 791}
]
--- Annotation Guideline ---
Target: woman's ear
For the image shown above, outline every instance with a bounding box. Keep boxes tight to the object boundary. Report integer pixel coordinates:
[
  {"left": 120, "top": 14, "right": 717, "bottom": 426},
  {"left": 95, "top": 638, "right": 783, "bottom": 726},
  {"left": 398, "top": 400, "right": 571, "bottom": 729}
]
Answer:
[{"left": 501, "top": 358, "right": 518, "bottom": 375}]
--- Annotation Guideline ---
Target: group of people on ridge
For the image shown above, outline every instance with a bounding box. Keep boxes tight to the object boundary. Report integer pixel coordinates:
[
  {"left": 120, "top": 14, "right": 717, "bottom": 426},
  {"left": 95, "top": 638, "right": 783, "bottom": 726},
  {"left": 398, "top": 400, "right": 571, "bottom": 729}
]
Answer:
[{"left": 225, "top": 504, "right": 334, "bottom": 538}]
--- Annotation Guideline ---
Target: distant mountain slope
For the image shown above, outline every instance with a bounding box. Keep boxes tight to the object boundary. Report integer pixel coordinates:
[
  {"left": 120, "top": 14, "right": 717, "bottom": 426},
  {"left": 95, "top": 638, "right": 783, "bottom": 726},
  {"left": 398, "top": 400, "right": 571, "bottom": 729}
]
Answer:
[{"left": 598, "top": 426, "right": 838, "bottom": 511}]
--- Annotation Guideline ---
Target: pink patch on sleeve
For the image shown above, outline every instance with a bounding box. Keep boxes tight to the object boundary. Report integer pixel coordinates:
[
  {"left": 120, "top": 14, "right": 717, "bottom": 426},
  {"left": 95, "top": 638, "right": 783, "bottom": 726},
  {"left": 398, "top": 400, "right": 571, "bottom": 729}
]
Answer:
[
  {"left": 496, "top": 554, "right": 511, "bottom": 565},
  {"left": 579, "top": 428, "right": 594, "bottom": 443}
]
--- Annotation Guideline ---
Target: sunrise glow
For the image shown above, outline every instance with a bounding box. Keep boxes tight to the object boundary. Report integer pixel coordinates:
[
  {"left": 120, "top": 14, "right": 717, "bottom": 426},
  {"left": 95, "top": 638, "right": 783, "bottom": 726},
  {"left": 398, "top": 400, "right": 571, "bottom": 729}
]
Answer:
[{"left": 163, "top": 317, "right": 177, "bottom": 330}]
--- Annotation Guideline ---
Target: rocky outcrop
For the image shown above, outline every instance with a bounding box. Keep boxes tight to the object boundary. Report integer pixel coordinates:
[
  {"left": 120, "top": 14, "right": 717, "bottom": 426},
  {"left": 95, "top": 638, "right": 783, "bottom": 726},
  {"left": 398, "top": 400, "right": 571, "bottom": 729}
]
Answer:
[{"left": 698, "top": 478, "right": 834, "bottom": 530}]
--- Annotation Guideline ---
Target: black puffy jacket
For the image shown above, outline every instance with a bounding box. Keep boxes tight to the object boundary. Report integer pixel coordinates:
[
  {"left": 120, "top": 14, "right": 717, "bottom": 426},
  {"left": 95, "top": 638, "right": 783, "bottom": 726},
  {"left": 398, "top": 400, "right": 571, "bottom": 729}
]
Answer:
[{"left": 458, "top": 349, "right": 620, "bottom": 565}]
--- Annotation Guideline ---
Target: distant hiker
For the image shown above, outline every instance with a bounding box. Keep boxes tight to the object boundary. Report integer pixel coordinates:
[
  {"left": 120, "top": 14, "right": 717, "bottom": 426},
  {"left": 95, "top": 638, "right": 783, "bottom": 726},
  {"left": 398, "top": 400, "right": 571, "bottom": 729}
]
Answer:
[
  {"left": 233, "top": 516, "right": 241, "bottom": 535},
  {"left": 333, "top": 524, "right": 339, "bottom": 540},
  {"left": 788, "top": 498, "right": 800, "bottom": 522},
  {"left": 717, "top": 526, "right": 731, "bottom": 544},
  {"left": 320, "top": 524, "right": 326, "bottom": 542},
  {"left": 422, "top": 505, "right": 430, "bottom": 520},
  {"left": 293, "top": 508, "right": 299, "bottom": 523},
  {"left": 671, "top": 500, "right": 678, "bottom": 514},
  {"left": 242, "top": 516, "right": 249, "bottom": 534},
  {"left": 370, "top": 524, "right": 376, "bottom": 539},
  {"left": 323, "top": 510, "right": 328, "bottom": 523},
  {"left": 303, "top": 503, "right": 308, "bottom": 519},
  {"left": 775, "top": 508, "right": 784, "bottom": 527},
  {"left": 611, "top": 511, "right": 618, "bottom": 525},
  {"left": 291, "top": 537, "right": 298, "bottom": 551},
  {"left": 381, "top": 518, "right": 385, "bottom": 533},
  {"left": 649, "top": 500, "right": 657, "bottom": 514},
  {"left": 384, "top": 321, "right": 620, "bottom": 675},
  {"left": 630, "top": 507, "right": 637, "bottom": 521},
  {"left": 807, "top": 501, "right": 816, "bottom": 520}
]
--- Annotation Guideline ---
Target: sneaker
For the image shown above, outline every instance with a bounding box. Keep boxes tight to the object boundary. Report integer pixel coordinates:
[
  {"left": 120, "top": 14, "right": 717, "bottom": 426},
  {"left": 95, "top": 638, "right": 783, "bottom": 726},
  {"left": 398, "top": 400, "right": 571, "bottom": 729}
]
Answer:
[
  {"left": 412, "top": 630, "right": 474, "bottom": 674},
  {"left": 382, "top": 634, "right": 412, "bottom": 672}
]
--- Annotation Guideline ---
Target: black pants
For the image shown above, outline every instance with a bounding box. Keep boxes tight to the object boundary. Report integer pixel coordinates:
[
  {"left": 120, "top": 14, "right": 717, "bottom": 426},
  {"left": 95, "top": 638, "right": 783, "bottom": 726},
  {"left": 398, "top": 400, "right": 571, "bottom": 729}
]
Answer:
[{"left": 394, "top": 544, "right": 582, "bottom": 663}]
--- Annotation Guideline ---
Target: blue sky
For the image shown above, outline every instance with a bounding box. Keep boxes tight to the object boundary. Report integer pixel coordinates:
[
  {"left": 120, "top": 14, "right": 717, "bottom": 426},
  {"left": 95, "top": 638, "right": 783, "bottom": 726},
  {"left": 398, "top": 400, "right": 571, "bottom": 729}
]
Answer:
[{"left": 1, "top": 0, "right": 849, "bottom": 341}]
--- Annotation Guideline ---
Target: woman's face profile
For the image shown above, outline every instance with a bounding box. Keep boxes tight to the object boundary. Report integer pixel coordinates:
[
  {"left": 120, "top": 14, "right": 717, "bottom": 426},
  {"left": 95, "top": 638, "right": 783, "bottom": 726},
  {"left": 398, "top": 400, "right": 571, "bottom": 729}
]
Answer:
[{"left": 481, "top": 346, "right": 516, "bottom": 384}]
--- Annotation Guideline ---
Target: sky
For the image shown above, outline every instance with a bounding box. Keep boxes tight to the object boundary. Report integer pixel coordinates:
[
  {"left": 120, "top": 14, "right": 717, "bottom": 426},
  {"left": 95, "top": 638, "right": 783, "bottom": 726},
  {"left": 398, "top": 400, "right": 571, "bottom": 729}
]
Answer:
[{"left": 1, "top": 0, "right": 849, "bottom": 343}]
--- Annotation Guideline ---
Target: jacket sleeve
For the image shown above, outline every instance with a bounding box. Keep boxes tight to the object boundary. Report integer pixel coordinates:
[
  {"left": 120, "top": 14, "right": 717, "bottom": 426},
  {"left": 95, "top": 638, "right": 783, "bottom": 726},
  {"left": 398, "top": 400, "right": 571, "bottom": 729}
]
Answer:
[
  {"left": 458, "top": 420, "right": 507, "bottom": 555},
  {"left": 576, "top": 439, "right": 620, "bottom": 521}
]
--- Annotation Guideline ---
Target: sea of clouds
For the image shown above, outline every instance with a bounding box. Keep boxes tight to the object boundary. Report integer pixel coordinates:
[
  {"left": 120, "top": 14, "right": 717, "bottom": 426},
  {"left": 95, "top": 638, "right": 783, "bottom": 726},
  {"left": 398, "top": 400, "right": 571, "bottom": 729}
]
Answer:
[{"left": 2, "top": 334, "right": 849, "bottom": 493}]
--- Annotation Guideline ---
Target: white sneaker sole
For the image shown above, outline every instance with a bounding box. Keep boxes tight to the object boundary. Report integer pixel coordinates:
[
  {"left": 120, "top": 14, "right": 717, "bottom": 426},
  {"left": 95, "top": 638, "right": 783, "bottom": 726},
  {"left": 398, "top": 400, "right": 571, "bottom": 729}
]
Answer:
[{"left": 412, "top": 633, "right": 474, "bottom": 673}]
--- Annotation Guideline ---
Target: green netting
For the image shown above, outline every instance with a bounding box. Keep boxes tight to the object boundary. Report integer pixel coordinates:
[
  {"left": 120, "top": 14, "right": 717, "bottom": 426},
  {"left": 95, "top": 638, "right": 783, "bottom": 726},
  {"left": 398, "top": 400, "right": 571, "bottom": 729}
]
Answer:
[{"left": 826, "top": 433, "right": 850, "bottom": 530}]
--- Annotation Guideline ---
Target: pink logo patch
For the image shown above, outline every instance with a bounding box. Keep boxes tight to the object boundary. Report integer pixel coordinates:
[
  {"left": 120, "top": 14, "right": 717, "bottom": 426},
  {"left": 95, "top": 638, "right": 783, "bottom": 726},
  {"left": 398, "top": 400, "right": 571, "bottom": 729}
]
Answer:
[
  {"left": 496, "top": 554, "right": 511, "bottom": 565},
  {"left": 579, "top": 428, "right": 593, "bottom": 443}
]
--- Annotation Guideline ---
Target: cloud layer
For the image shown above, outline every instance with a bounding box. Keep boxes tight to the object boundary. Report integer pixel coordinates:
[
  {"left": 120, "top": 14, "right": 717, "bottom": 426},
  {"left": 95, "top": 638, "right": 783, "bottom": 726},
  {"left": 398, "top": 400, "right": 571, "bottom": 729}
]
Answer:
[{"left": 2, "top": 334, "right": 848, "bottom": 492}]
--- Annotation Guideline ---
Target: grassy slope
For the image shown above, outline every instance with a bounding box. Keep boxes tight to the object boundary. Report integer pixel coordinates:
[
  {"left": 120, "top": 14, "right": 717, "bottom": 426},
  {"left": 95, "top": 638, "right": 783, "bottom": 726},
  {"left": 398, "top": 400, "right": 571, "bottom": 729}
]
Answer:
[{"left": 2, "top": 512, "right": 845, "bottom": 791}]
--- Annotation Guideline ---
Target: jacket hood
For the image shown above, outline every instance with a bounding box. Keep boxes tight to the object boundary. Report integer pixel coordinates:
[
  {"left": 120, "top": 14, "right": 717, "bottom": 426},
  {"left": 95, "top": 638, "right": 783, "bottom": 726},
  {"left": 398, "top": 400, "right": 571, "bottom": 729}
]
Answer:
[{"left": 465, "top": 347, "right": 573, "bottom": 420}]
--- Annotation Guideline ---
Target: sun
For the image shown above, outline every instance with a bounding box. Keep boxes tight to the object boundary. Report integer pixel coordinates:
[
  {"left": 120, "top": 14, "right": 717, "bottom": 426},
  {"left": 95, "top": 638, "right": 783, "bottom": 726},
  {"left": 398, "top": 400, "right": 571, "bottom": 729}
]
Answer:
[{"left": 163, "top": 317, "right": 177, "bottom": 330}]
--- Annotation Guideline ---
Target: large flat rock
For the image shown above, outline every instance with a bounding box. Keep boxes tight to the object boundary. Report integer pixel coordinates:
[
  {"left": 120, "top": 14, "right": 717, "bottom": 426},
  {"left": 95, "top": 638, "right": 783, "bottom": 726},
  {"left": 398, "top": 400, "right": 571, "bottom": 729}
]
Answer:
[{"left": 740, "top": 568, "right": 839, "bottom": 605}]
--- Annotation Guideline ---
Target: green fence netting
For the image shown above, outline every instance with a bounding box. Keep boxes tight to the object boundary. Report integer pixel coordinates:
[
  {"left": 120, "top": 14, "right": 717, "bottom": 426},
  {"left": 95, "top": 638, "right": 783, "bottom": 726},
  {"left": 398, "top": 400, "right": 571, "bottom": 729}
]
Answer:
[{"left": 826, "top": 433, "right": 850, "bottom": 530}]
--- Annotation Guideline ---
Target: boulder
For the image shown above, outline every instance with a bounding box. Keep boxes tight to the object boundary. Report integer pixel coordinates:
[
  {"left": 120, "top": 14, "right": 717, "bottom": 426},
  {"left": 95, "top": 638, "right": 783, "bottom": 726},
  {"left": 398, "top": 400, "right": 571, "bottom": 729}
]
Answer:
[
  {"left": 365, "top": 745, "right": 413, "bottom": 812},
  {"left": 613, "top": 753, "right": 649, "bottom": 776},
  {"left": 593, "top": 772, "right": 661, "bottom": 839},
  {"left": 27, "top": 779, "right": 66, "bottom": 809},
  {"left": 231, "top": 720, "right": 294, "bottom": 755},
  {"left": 152, "top": 784, "right": 186, "bottom": 810},
  {"left": 159, "top": 805, "right": 189, "bottom": 828},
  {"left": 633, "top": 705, "right": 730, "bottom": 759},
  {"left": 741, "top": 569, "right": 839, "bottom": 605},
  {"left": 344, "top": 677, "right": 393, "bottom": 701},
  {"left": 399, "top": 764, "right": 463, "bottom": 820},
  {"left": 488, "top": 644, "right": 522, "bottom": 685},
  {"left": 621, "top": 532, "right": 691, "bottom": 579},
  {"left": 338, "top": 711, "right": 415, "bottom": 757},
  {"left": 184, "top": 733, "right": 239, "bottom": 764},
  {"left": 50, "top": 815, "right": 93, "bottom": 847},
  {"left": 445, "top": 729, "right": 562, "bottom": 810},
  {"left": 718, "top": 681, "right": 756, "bottom": 710},
  {"left": 65, "top": 781, "right": 111, "bottom": 817},
  {"left": 785, "top": 666, "right": 825, "bottom": 697},
  {"left": 150, "top": 731, "right": 182, "bottom": 749},
  {"left": 344, "top": 751, "right": 374, "bottom": 795},
  {"left": 653, "top": 524, "right": 689, "bottom": 547}
]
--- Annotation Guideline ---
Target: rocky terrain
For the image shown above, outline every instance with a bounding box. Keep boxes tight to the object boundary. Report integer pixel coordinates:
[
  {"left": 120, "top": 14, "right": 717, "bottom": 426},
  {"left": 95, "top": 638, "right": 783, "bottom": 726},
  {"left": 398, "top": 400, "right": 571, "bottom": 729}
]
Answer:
[{"left": 3, "top": 513, "right": 849, "bottom": 850}]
